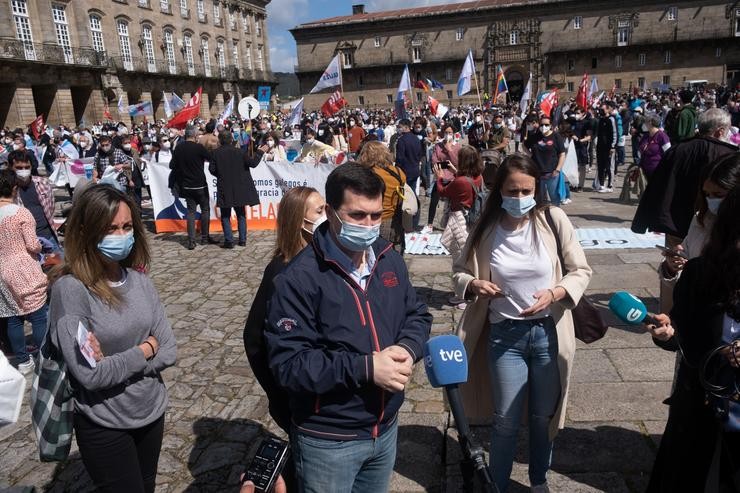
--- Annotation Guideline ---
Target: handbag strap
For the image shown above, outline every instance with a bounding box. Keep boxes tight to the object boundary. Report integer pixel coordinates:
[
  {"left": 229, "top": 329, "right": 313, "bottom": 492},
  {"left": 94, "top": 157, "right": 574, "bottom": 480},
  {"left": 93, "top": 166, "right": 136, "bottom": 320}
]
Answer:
[{"left": 544, "top": 207, "right": 569, "bottom": 276}]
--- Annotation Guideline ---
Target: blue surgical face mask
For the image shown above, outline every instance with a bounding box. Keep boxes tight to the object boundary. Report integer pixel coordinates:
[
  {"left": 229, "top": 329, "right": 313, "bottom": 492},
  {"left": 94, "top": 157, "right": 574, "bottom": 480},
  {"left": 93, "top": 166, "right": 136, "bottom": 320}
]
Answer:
[
  {"left": 706, "top": 196, "right": 724, "bottom": 215},
  {"left": 334, "top": 210, "right": 380, "bottom": 251},
  {"left": 501, "top": 194, "right": 537, "bottom": 218},
  {"left": 97, "top": 231, "right": 135, "bottom": 261}
]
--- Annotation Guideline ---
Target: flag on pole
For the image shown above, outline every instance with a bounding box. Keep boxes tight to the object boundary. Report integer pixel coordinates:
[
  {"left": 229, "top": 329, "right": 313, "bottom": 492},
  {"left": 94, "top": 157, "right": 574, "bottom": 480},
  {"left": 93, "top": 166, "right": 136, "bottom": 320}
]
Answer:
[
  {"left": 457, "top": 50, "right": 475, "bottom": 97},
  {"left": 103, "top": 100, "right": 113, "bottom": 121},
  {"left": 588, "top": 76, "right": 598, "bottom": 100},
  {"left": 163, "top": 91, "right": 173, "bottom": 119},
  {"left": 576, "top": 73, "right": 589, "bottom": 110},
  {"left": 220, "top": 95, "right": 235, "bottom": 123},
  {"left": 128, "top": 101, "right": 153, "bottom": 117},
  {"left": 29, "top": 114, "right": 44, "bottom": 140},
  {"left": 427, "top": 95, "right": 449, "bottom": 119},
  {"left": 320, "top": 91, "right": 347, "bottom": 117},
  {"left": 493, "top": 65, "right": 508, "bottom": 101},
  {"left": 310, "top": 55, "right": 343, "bottom": 94},
  {"left": 117, "top": 95, "right": 125, "bottom": 115},
  {"left": 519, "top": 73, "right": 532, "bottom": 116},
  {"left": 429, "top": 79, "right": 445, "bottom": 90},
  {"left": 539, "top": 89, "right": 559, "bottom": 118},
  {"left": 59, "top": 139, "right": 79, "bottom": 160},
  {"left": 414, "top": 79, "right": 430, "bottom": 92},
  {"left": 287, "top": 97, "right": 304, "bottom": 127},
  {"left": 170, "top": 92, "right": 186, "bottom": 112},
  {"left": 166, "top": 87, "right": 203, "bottom": 128},
  {"left": 609, "top": 82, "right": 617, "bottom": 99},
  {"left": 397, "top": 65, "right": 412, "bottom": 99}
]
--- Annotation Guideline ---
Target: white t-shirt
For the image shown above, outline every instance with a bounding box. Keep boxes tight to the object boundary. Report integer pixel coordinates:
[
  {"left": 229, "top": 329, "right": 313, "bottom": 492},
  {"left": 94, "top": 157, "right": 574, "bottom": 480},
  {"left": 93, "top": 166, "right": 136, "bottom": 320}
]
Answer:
[{"left": 489, "top": 221, "right": 554, "bottom": 324}]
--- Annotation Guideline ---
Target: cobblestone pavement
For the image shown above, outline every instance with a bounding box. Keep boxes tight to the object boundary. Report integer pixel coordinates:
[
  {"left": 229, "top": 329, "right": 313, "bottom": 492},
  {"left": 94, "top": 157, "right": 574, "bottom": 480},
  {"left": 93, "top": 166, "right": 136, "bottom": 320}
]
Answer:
[{"left": 1, "top": 165, "right": 671, "bottom": 493}]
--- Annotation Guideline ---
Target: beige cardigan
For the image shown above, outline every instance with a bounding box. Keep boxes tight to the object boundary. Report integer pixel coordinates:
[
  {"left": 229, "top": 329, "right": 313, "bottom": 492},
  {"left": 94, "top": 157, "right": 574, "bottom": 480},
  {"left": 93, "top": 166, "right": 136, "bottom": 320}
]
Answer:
[{"left": 452, "top": 206, "right": 592, "bottom": 440}]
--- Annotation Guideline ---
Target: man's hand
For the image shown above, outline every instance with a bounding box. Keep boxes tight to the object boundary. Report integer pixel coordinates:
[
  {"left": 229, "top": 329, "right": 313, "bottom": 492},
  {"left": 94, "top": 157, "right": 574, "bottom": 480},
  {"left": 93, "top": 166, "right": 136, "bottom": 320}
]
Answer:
[
  {"left": 661, "top": 245, "right": 687, "bottom": 276},
  {"left": 645, "top": 313, "right": 674, "bottom": 342},
  {"left": 240, "top": 475, "right": 286, "bottom": 493},
  {"left": 386, "top": 345, "right": 413, "bottom": 373},
  {"left": 372, "top": 347, "right": 413, "bottom": 392}
]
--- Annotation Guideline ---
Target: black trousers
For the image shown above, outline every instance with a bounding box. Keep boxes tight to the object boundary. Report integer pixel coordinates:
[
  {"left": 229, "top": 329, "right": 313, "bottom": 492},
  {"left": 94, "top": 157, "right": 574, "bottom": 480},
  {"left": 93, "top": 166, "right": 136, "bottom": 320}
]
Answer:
[
  {"left": 182, "top": 187, "right": 210, "bottom": 242},
  {"left": 74, "top": 412, "right": 165, "bottom": 493},
  {"left": 596, "top": 146, "right": 613, "bottom": 188}
]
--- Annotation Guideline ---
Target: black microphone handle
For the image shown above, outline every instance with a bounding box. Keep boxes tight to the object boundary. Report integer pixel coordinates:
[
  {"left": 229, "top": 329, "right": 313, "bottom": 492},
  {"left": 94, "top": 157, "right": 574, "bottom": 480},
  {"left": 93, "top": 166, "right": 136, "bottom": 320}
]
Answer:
[
  {"left": 644, "top": 312, "right": 660, "bottom": 327},
  {"left": 446, "top": 384, "right": 471, "bottom": 439}
]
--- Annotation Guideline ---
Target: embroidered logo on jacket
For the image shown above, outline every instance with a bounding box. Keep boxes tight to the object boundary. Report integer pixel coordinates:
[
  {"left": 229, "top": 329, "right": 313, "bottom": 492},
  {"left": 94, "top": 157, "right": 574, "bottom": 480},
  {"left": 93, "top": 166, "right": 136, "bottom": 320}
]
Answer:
[
  {"left": 277, "top": 318, "right": 297, "bottom": 332},
  {"left": 381, "top": 271, "right": 399, "bottom": 288}
]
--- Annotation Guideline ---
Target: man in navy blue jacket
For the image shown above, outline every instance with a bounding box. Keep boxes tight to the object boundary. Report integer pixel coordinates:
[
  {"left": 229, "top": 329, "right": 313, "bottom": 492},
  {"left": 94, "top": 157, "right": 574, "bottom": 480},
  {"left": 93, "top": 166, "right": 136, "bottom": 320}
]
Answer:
[
  {"left": 265, "top": 163, "right": 432, "bottom": 492},
  {"left": 395, "top": 118, "right": 423, "bottom": 188}
]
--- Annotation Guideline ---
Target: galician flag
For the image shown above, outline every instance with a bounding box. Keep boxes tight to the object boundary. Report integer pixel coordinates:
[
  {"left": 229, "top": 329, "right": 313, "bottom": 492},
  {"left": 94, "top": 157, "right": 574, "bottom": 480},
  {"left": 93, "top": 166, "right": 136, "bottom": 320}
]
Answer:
[
  {"left": 128, "top": 101, "right": 153, "bottom": 117},
  {"left": 287, "top": 98, "right": 304, "bottom": 128},
  {"left": 397, "top": 65, "right": 411, "bottom": 100},
  {"left": 220, "top": 95, "right": 235, "bottom": 123},
  {"left": 117, "top": 95, "right": 126, "bottom": 115},
  {"left": 457, "top": 50, "right": 475, "bottom": 97},
  {"left": 59, "top": 139, "right": 79, "bottom": 160},
  {"left": 519, "top": 73, "right": 532, "bottom": 116},
  {"left": 310, "top": 55, "right": 342, "bottom": 94},
  {"left": 588, "top": 76, "right": 598, "bottom": 101},
  {"left": 163, "top": 91, "right": 173, "bottom": 118}
]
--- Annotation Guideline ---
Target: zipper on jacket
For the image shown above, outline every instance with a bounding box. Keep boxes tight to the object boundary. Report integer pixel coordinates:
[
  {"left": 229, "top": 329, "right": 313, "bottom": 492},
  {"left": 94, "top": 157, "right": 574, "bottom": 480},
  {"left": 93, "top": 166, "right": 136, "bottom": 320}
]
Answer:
[{"left": 366, "top": 300, "right": 385, "bottom": 438}]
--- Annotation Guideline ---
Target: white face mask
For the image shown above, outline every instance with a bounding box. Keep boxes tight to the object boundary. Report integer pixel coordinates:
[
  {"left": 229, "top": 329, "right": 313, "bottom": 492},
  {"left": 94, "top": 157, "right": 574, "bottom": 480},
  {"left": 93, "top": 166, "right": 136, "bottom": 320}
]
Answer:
[
  {"left": 15, "top": 169, "right": 31, "bottom": 179},
  {"left": 540, "top": 125, "right": 551, "bottom": 133},
  {"left": 445, "top": 134, "right": 454, "bottom": 142},
  {"left": 122, "top": 144, "right": 132, "bottom": 151},
  {"left": 79, "top": 141, "right": 88, "bottom": 149},
  {"left": 303, "top": 213, "right": 327, "bottom": 234},
  {"left": 306, "top": 138, "right": 315, "bottom": 145},
  {"left": 267, "top": 140, "right": 275, "bottom": 148},
  {"left": 12, "top": 144, "right": 21, "bottom": 150},
  {"left": 161, "top": 141, "right": 171, "bottom": 150},
  {"left": 475, "top": 116, "right": 482, "bottom": 123}
]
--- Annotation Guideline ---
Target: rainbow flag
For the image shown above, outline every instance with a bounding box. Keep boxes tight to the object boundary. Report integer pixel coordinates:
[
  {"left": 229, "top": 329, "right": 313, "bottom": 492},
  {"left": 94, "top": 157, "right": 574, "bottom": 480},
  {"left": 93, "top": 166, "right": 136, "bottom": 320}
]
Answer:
[{"left": 494, "top": 65, "right": 508, "bottom": 101}]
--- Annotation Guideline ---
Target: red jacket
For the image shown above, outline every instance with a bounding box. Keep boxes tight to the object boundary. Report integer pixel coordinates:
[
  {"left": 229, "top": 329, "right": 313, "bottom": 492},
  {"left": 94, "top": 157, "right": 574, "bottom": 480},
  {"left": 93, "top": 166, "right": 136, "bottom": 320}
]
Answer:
[{"left": 437, "top": 174, "right": 483, "bottom": 212}]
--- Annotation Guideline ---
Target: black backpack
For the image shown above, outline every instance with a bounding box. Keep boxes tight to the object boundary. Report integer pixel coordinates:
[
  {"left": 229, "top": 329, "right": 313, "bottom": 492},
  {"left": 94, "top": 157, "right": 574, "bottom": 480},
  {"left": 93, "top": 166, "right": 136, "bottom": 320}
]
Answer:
[{"left": 463, "top": 177, "right": 487, "bottom": 227}]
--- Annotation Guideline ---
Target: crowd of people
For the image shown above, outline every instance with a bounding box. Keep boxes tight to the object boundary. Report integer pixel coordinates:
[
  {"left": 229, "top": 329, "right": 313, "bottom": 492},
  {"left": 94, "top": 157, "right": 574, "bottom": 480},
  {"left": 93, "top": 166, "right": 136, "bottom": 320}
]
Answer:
[{"left": 0, "top": 80, "right": 738, "bottom": 493}]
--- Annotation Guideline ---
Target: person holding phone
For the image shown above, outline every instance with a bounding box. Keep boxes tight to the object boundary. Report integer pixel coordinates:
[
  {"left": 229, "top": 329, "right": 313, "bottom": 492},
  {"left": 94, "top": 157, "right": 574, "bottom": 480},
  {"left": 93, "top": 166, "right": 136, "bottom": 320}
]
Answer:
[{"left": 425, "top": 124, "right": 461, "bottom": 234}]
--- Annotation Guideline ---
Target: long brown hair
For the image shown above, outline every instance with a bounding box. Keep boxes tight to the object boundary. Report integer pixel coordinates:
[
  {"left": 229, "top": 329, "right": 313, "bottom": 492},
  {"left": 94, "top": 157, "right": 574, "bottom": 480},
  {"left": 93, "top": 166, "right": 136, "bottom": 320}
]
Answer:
[
  {"left": 55, "top": 185, "right": 150, "bottom": 306},
  {"left": 456, "top": 144, "right": 483, "bottom": 177},
  {"left": 465, "top": 153, "right": 544, "bottom": 261},
  {"left": 275, "top": 186, "right": 319, "bottom": 262}
]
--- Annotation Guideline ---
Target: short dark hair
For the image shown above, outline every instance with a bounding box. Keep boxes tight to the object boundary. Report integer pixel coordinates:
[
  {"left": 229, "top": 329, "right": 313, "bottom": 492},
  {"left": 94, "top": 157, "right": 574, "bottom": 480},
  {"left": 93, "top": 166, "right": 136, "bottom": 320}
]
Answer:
[
  {"left": 398, "top": 119, "right": 411, "bottom": 128},
  {"left": 205, "top": 119, "right": 216, "bottom": 133},
  {"left": 325, "top": 162, "right": 385, "bottom": 210},
  {"left": 0, "top": 169, "right": 16, "bottom": 198},
  {"left": 218, "top": 130, "right": 233, "bottom": 146},
  {"left": 7, "top": 149, "right": 29, "bottom": 166},
  {"left": 99, "top": 135, "right": 112, "bottom": 144},
  {"left": 305, "top": 128, "right": 316, "bottom": 137}
]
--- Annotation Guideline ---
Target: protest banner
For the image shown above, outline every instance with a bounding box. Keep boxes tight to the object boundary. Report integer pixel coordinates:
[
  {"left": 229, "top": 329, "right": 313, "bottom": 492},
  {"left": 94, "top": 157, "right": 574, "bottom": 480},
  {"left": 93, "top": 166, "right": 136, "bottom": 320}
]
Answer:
[
  {"left": 147, "top": 159, "right": 333, "bottom": 233},
  {"left": 48, "top": 157, "right": 95, "bottom": 188}
]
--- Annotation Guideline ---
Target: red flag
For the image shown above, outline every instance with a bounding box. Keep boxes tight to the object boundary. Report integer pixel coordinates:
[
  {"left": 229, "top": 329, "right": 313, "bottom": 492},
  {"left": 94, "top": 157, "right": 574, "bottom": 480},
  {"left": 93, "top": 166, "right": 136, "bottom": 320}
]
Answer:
[
  {"left": 320, "top": 90, "right": 347, "bottom": 118},
  {"left": 428, "top": 95, "right": 439, "bottom": 116},
  {"left": 414, "top": 79, "right": 430, "bottom": 92},
  {"left": 29, "top": 114, "right": 44, "bottom": 140},
  {"left": 540, "top": 90, "right": 559, "bottom": 118},
  {"left": 575, "top": 73, "right": 589, "bottom": 110},
  {"left": 166, "top": 88, "right": 203, "bottom": 129},
  {"left": 103, "top": 100, "right": 113, "bottom": 121}
]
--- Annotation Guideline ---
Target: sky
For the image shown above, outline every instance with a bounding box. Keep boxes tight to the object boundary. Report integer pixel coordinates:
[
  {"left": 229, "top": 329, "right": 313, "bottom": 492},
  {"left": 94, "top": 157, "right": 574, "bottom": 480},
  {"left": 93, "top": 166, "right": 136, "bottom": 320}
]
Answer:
[{"left": 266, "top": 0, "right": 470, "bottom": 73}]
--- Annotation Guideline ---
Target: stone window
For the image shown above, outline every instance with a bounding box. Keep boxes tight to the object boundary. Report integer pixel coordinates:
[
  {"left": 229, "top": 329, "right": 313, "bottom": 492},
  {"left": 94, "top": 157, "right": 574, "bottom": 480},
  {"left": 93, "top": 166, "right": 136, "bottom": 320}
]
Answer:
[
  {"left": 11, "top": 0, "right": 35, "bottom": 60},
  {"left": 614, "top": 55, "right": 622, "bottom": 68},
  {"left": 231, "top": 39, "right": 239, "bottom": 69},
  {"left": 591, "top": 57, "right": 598, "bottom": 69},
  {"left": 201, "top": 37, "right": 211, "bottom": 76},
  {"left": 358, "top": 95, "right": 365, "bottom": 106},
  {"left": 638, "top": 77, "right": 645, "bottom": 89},
  {"left": 180, "top": 0, "right": 188, "bottom": 17},
  {"left": 412, "top": 46, "right": 422, "bottom": 63},
  {"left": 196, "top": 0, "right": 205, "bottom": 22},
  {"left": 89, "top": 15, "right": 105, "bottom": 53},
  {"left": 164, "top": 29, "right": 177, "bottom": 74},
  {"left": 666, "top": 6, "right": 677, "bottom": 21},
  {"left": 342, "top": 51, "right": 353, "bottom": 68},
  {"left": 213, "top": 2, "right": 221, "bottom": 26},
  {"left": 229, "top": 10, "right": 236, "bottom": 30},
  {"left": 735, "top": 10, "right": 740, "bottom": 37},
  {"left": 567, "top": 59, "right": 574, "bottom": 71},
  {"left": 245, "top": 42, "right": 252, "bottom": 70},
  {"left": 573, "top": 16, "right": 582, "bottom": 29},
  {"left": 117, "top": 19, "right": 133, "bottom": 70},
  {"left": 142, "top": 24, "right": 157, "bottom": 72},
  {"left": 256, "top": 44, "right": 263, "bottom": 70},
  {"left": 160, "top": 0, "right": 170, "bottom": 14},
  {"left": 617, "top": 20, "right": 629, "bottom": 46},
  {"left": 662, "top": 75, "right": 670, "bottom": 85},
  {"left": 416, "top": 92, "right": 422, "bottom": 102},
  {"left": 242, "top": 11, "right": 250, "bottom": 33},
  {"left": 374, "top": 36, "right": 381, "bottom": 48},
  {"left": 256, "top": 16, "right": 262, "bottom": 36},
  {"left": 217, "top": 39, "right": 226, "bottom": 77},
  {"left": 183, "top": 34, "right": 195, "bottom": 75},
  {"left": 446, "top": 90, "right": 453, "bottom": 100},
  {"left": 638, "top": 53, "right": 646, "bottom": 66},
  {"left": 385, "top": 72, "right": 392, "bottom": 86},
  {"left": 52, "top": 3, "right": 72, "bottom": 63},
  {"left": 456, "top": 28, "right": 464, "bottom": 41},
  {"left": 567, "top": 81, "right": 574, "bottom": 92},
  {"left": 509, "top": 30, "right": 519, "bottom": 45},
  {"left": 664, "top": 50, "right": 671, "bottom": 64},
  {"left": 716, "top": 47, "right": 722, "bottom": 58},
  {"left": 615, "top": 78, "right": 621, "bottom": 89},
  {"left": 386, "top": 94, "right": 393, "bottom": 104},
  {"left": 445, "top": 68, "right": 452, "bottom": 81},
  {"left": 357, "top": 74, "right": 363, "bottom": 88}
]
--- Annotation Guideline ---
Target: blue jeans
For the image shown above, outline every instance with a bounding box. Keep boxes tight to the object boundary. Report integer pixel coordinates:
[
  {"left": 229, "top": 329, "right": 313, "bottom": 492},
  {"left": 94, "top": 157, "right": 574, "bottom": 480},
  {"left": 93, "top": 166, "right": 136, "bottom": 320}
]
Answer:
[
  {"left": 488, "top": 317, "right": 561, "bottom": 492},
  {"left": 539, "top": 174, "right": 561, "bottom": 205},
  {"left": 220, "top": 206, "right": 246, "bottom": 244},
  {"left": 8, "top": 304, "right": 49, "bottom": 364},
  {"left": 291, "top": 420, "right": 398, "bottom": 493},
  {"left": 616, "top": 145, "right": 625, "bottom": 172}
]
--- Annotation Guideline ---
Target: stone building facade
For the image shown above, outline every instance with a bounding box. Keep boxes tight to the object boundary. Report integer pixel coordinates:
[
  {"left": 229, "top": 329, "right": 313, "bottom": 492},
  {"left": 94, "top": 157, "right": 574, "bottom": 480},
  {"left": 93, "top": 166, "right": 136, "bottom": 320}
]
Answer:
[
  {"left": 0, "top": 0, "right": 275, "bottom": 129},
  {"left": 291, "top": 1, "right": 740, "bottom": 110}
]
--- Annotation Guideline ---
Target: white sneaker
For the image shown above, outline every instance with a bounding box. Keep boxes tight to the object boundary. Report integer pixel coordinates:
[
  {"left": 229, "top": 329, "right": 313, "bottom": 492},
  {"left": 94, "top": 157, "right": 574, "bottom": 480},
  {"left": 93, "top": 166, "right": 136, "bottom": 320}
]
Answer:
[
  {"left": 606, "top": 186, "right": 614, "bottom": 192},
  {"left": 17, "top": 358, "right": 35, "bottom": 375},
  {"left": 531, "top": 483, "right": 550, "bottom": 493},
  {"left": 421, "top": 225, "right": 433, "bottom": 234},
  {"left": 597, "top": 186, "right": 610, "bottom": 193},
  {"left": 561, "top": 198, "right": 572, "bottom": 205}
]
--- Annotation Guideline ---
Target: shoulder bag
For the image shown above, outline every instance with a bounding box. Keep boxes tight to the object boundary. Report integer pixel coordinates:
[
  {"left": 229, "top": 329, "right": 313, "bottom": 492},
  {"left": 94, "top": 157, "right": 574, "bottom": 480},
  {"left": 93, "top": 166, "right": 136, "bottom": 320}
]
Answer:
[{"left": 544, "top": 208, "right": 608, "bottom": 344}]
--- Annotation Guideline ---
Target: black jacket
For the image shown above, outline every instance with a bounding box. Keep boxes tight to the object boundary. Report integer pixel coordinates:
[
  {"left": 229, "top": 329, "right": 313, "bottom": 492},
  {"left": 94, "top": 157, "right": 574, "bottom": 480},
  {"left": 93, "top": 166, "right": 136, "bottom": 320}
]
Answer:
[
  {"left": 208, "top": 145, "right": 261, "bottom": 208},
  {"left": 631, "top": 136, "right": 736, "bottom": 237},
  {"left": 169, "top": 140, "right": 211, "bottom": 189},
  {"left": 647, "top": 258, "right": 740, "bottom": 492}
]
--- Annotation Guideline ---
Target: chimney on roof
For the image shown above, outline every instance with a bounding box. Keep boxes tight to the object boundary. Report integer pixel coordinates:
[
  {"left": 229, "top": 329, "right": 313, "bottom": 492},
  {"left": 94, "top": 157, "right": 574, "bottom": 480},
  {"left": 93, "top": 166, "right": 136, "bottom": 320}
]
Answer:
[{"left": 352, "top": 4, "right": 365, "bottom": 15}]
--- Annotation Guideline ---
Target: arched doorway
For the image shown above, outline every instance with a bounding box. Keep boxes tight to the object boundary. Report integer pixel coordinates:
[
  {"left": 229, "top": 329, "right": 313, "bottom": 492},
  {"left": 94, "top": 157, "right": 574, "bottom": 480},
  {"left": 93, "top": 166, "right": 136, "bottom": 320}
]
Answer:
[{"left": 506, "top": 70, "right": 525, "bottom": 102}]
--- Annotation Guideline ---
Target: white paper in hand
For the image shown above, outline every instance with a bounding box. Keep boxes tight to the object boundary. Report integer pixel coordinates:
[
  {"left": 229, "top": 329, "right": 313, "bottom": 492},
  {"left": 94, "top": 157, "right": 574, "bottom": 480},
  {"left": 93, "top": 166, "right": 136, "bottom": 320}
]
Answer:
[{"left": 76, "top": 321, "right": 97, "bottom": 368}]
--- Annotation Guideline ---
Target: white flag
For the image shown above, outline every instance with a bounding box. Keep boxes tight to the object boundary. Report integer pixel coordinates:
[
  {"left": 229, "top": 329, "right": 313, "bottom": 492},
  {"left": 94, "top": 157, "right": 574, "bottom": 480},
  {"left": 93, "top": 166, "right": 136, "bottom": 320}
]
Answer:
[
  {"left": 310, "top": 55, "right": 342, "bottom": 94},
  {"left": 288, "top": 98, "right": 304, "bottom": 127},
  {"left": 520, "top": 73, "right": 532, "bottom": 116},
  {"left": 457, "top": 50, "right": 475, "bottom": 97},
  {"left": 220, "top": 95, "right": 235, "bottom": 122},
  {"left": 117, "top": 95, "right": 125, "bottom": 115},
  {"left": 397, "top": 65, "right": 411, "bottom": 99},
  {"left": 163, "top": 91, "right": 173, "bottom": 118}
]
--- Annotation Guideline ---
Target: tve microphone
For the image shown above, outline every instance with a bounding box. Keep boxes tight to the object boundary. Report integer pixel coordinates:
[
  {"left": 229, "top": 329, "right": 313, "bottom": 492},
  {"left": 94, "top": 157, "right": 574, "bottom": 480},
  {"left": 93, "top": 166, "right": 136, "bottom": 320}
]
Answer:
[
  {"left": 424, "top": 335, "right": 497, "bottom": 492},
  {"left": 608, "top": 291, "right": 659, "bottom": 326}
]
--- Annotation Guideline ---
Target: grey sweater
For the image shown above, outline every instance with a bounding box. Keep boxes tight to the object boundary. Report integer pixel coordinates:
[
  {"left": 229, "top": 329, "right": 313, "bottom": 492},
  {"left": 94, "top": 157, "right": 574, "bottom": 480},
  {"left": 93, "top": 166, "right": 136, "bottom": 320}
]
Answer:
[{"left": 50, "top": 270, "right": 177, "bottom": 429}]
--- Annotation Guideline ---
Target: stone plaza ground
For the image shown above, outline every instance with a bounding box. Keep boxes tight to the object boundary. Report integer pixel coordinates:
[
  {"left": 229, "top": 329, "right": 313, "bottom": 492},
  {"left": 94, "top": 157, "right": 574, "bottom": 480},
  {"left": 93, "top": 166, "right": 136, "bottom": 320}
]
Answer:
[{"left": 0, "top": 166, "right": 673, "bottom": 493}]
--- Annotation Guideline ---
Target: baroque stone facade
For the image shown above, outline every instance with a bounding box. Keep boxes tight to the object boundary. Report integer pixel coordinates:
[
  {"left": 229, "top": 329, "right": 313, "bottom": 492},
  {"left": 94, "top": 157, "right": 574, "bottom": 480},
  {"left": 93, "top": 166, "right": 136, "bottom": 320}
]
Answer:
[
  {"left": 0, "top": 0, "right": 275, "bottom": 128},
  {"left": 291, "top": 1, "right": 740, "bottom": 110}
]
